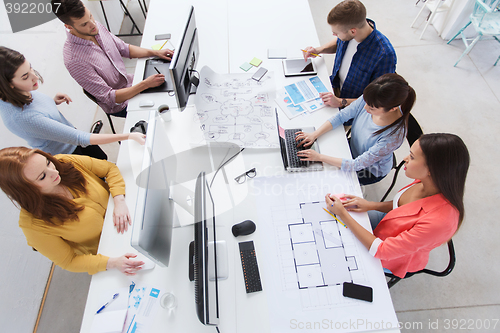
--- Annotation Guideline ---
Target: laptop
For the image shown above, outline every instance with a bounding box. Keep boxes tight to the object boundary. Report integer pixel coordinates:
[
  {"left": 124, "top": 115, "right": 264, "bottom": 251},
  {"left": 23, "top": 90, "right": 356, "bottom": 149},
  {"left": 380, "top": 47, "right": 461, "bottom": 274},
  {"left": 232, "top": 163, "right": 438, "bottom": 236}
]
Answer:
[{"left": 275, "top": 110, "right": 323, "bottom": 172}]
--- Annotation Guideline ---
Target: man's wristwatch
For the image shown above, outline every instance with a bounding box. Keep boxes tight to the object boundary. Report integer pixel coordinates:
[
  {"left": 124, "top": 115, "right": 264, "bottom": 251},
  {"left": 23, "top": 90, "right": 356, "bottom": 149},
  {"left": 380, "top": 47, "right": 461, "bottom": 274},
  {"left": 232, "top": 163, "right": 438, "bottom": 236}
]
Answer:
[{"left": 341, "top": 98, "right": 348, "bottom": 107}]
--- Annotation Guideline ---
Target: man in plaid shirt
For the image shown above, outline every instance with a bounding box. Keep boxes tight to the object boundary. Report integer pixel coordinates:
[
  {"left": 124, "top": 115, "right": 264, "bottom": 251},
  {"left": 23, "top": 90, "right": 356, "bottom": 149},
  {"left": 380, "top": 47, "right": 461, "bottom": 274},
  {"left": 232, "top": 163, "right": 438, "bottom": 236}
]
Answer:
[{"left": 303, "top": 0, "right": 396, "bottom": 109}]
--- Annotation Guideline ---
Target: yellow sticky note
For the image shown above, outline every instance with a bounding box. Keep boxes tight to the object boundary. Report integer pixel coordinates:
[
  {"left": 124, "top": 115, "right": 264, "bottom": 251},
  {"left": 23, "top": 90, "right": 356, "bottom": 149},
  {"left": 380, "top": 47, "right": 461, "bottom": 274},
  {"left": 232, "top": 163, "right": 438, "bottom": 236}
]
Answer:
[
  {"left": 152, "top": 43, "right": 163, "bottom": 50},
  {"left": 249, "top": 57, "right": 262, "bottom": 67}
]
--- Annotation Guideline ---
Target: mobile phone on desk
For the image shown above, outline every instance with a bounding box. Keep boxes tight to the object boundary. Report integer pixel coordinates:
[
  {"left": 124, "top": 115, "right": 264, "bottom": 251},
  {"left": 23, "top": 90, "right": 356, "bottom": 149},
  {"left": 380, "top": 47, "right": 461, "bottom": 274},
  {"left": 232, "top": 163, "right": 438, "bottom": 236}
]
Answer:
[
  {"left": 155, "top": 33, "right": 171, "bottom": 40},
  {"left": 343, "top": 282, "right": 373, "bottom": 302},
  {"left": 252, "top": 67, "right": 268, "bottom": 81}
]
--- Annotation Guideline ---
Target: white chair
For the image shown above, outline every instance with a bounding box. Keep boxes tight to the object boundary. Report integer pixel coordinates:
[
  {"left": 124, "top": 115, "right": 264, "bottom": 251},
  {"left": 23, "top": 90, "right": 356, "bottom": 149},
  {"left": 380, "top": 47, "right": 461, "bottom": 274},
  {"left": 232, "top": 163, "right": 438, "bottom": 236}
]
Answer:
[
  {"left": 411, "top": 0, "right": 456, "bottom": 39},
  {"left": 447, "top": 0, "right": 500, "bottom": 66}
]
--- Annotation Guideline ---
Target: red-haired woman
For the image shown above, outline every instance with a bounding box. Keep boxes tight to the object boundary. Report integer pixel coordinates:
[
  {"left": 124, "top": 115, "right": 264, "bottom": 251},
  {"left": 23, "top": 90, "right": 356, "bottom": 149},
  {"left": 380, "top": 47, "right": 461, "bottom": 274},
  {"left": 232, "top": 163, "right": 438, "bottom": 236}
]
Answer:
[{"left": 0, "top": 147, "right": 143, "bottom": 275}]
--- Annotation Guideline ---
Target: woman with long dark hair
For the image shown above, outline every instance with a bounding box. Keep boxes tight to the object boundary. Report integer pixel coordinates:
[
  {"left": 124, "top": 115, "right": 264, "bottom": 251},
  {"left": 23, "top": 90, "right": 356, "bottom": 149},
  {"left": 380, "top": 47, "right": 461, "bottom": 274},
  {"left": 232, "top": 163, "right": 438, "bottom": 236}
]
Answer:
[
  {"left": 0, "top": 46, "right": 145, "bottom": 159},
  {"left": 0, "top": 147, "right": 144, "bottom": 275},
  {"left": 326, "top": 133, "right": 470, "bottom": 278},
  {"left": 296, "top": 73, "right": 416, "bottom": 185}
]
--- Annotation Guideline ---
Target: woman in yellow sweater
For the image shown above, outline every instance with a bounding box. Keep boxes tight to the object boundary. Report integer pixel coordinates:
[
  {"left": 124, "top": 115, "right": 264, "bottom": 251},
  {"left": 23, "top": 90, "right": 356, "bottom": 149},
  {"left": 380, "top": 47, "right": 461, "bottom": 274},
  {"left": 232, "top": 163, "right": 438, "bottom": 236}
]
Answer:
[{"left": 0, "top": 146, "right": 143, "bottom": 275}]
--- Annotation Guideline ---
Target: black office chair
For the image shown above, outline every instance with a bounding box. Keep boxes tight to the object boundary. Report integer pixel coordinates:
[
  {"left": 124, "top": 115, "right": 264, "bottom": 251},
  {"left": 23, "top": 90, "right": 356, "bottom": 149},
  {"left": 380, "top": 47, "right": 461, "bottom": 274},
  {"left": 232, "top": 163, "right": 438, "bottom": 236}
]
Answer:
[
  {"left": 380, "top": 113, "right": 423, "bottom": 201},
  {"left": 385, "top": 239, "right": 456, "bottom": 288},
  {"left": 82, "top": 89, "right": 118, "bottom": 137}
]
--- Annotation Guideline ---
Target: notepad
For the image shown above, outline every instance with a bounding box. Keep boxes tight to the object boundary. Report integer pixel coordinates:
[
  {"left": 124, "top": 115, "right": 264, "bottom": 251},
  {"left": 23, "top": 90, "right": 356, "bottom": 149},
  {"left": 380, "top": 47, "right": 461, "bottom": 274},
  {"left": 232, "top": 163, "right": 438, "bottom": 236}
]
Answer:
[
  {"left": 240, "top": 62, "right": 253, "bottom": 71},
  {"left": 249, "top": 57, "right": 262, "bottom": 67},
  {"left": 90, "top": 288, "right": 129, "bottom": 333}
]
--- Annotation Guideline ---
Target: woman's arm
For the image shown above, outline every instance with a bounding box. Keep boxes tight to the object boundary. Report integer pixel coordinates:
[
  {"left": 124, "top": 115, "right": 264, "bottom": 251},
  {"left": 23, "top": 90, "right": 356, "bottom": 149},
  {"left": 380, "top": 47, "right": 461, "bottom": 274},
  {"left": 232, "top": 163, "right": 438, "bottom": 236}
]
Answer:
[
  {"left": 89, "top": 132, "right": 146, "bottom": 146},
  {"left": 326, "top": 195, "right": 376, "bottom": 250}
]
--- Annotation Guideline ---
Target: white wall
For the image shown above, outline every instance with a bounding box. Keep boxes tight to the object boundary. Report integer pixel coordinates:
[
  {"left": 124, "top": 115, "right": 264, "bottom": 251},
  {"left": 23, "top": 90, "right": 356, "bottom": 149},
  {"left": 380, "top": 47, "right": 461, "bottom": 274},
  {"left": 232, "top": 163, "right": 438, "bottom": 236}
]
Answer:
[{"left": 0, "top": 1, "right": 124, "bottom": 331}]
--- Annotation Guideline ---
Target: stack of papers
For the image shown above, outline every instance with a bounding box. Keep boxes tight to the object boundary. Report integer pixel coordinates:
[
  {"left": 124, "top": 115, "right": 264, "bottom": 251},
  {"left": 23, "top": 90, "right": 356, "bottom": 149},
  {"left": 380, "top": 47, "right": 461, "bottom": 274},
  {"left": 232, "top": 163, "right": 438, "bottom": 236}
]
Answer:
[
  {"left": 89, "top": 284, "right": 162, "bottom": 333},
  {"left": 276, "top": 76, "right": 329, "bottom": 119}
]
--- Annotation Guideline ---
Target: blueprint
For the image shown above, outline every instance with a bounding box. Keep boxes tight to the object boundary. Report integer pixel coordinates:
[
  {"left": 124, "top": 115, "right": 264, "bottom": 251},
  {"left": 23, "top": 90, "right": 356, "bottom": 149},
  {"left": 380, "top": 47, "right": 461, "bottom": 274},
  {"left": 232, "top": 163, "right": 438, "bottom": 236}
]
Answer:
[
  {"left": 253, "top": 173, "right": 399, "bottom": 332},
  {"left": 194, "top": 66, "right": 279, "bottom": 148}
]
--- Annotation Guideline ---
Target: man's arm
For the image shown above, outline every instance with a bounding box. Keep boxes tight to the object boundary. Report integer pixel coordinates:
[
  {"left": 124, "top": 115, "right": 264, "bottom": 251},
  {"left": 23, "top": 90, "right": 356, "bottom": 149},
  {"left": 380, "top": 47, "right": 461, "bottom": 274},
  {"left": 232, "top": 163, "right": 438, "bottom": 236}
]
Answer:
[
  {"left": 114, "top": 74, "right": 165, "bottom": 103},
  {"left": 128, "top": 44, "right": 174, "bottom": 61}
]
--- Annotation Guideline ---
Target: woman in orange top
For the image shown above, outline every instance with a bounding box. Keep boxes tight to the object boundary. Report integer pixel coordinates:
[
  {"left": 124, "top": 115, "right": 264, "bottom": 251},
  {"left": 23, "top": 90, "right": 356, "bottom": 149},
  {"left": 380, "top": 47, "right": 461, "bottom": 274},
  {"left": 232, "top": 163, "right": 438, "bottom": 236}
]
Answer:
[
  {"left": 326, "top": 133, "right": 470, "bottom": 278},
  {"left": 0, "top": 146, "right": 144, "bottom": 275}
]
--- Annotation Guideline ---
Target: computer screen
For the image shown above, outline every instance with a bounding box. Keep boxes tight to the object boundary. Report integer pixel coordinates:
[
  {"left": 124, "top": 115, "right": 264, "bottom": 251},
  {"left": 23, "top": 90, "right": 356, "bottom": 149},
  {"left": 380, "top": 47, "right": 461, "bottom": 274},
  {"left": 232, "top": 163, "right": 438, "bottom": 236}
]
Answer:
[
  {"left": 170, "top": 5, "right": 199, "bottom": 111},
  {"left": 190, "top": 171, "right": 219, "bottom": 326},
  {"left": 131, "top": 112, "right": 176, "bottom": 267}
]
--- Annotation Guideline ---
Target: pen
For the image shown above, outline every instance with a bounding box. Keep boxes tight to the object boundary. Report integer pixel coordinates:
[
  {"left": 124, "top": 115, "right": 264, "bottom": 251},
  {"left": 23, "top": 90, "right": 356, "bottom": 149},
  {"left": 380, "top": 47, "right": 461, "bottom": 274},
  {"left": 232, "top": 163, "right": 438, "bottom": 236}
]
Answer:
[
  {"left": 159, "top": 40, "right": 168, "bottom": 50},
  {"left": 154, "top": 66, "right": 161, "bottom": 74},
  {"left": 96, "top": 293, "right": 119, "bottom": 314},
  {"left": 301, "top": 49, "right": 321, "bottom": 57},
  {"left": 322, "top": 207, "right": 347, "bottom": 228}
]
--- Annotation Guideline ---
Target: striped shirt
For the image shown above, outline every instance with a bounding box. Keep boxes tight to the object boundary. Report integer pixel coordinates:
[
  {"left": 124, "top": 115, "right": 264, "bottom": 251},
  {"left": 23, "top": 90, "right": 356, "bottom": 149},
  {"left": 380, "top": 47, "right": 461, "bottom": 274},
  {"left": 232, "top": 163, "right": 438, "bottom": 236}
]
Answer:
[
  {"left": 330, "top": 19, "right": 397, "bottom": 99},
  {"left": 63, "top": 21, "right": 134, "bottom": 115}
]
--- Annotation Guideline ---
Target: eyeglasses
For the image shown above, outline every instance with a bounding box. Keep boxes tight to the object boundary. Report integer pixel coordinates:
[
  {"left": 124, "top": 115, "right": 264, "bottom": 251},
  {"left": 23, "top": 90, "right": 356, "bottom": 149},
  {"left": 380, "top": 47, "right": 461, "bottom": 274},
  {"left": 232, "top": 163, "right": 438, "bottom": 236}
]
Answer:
[{"left": 234, "top": 168, "right": 257, "bottom": 184}]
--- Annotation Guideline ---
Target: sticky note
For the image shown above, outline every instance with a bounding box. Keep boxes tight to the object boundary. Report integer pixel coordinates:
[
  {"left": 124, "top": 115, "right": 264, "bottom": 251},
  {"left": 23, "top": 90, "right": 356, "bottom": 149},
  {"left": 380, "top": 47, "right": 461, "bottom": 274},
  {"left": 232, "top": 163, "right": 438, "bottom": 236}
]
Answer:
[
  {"left": 249, "top": 57, "right": 262, "bottom": 67},
  {"left": 240, "top": 62, "right": 253, "bottom": 72},
  {"left": 152, "top": 43, "right": 163, "bottom": 50},
  {"left": 278, "top": 126, "right": 285, "bottom": 139}
]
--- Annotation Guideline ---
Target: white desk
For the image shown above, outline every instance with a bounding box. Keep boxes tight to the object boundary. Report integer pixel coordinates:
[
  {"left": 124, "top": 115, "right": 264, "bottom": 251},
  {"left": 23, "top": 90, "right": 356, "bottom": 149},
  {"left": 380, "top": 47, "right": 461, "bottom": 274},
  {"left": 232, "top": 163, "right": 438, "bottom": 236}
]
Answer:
[{"left": 80, "top": 1, "right": 400, "bottom": 332}]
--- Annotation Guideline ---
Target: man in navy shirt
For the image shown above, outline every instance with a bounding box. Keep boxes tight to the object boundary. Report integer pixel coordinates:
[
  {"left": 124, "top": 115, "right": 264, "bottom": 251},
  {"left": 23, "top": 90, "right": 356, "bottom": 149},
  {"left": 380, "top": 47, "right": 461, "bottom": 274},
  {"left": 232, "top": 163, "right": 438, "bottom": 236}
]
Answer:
[{"left": 303, "top": 0, "right": 396, "bottom": 109}]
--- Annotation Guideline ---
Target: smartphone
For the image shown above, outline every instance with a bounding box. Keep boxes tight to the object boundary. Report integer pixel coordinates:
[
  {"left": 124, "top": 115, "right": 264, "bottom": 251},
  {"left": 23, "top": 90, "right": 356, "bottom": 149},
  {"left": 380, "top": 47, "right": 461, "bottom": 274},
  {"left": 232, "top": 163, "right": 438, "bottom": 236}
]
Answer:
[
  {"left": 252, "top": 67, "right": 268, "bottom": 81},
  {"left": 343, "top": 282, "right": 373, "bottom": 302},
  {"left": 155, "top": 33, "right": 171, "bottom": 40}
]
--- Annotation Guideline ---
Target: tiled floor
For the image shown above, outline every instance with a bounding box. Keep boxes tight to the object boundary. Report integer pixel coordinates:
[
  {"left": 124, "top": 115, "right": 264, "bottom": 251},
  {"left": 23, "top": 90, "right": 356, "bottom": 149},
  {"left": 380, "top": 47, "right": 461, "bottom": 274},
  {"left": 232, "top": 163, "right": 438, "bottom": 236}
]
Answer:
[{"left": 25, "top": 0, "right": 500, "bottom": 332}]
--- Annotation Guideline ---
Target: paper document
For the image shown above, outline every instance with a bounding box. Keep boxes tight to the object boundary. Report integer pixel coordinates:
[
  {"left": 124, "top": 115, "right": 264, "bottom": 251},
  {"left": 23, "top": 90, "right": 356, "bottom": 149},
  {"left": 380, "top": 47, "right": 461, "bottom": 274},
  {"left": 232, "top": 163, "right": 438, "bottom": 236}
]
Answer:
[
  {"left": 276, "top": 76, "right": 327, "bottom": 119},
  {"left": 125, "top": 286, "right": 162, "bottom": 333},
  {"left": 194, "top": 66, "right": 279, "bottom": 149},
  {"left": 90, "top": 287, "right": 129, "bottom": 333},
  {"left": 284, "top": 76, "right": 328, "bottom": 105}
]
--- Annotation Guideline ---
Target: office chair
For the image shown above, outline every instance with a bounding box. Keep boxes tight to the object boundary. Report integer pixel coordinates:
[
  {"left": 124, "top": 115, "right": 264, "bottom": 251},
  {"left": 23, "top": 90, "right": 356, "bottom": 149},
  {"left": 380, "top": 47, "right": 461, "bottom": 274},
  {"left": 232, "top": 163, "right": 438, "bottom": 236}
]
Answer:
[
  {"left": 380, "top": 113, "right": 423, "bottom": 202},
  {"left": 82, "top": 89, "right": 119, "bottom": 137},
  {"left": 385, "top": 239, "right": 456, "bottom": 288}
]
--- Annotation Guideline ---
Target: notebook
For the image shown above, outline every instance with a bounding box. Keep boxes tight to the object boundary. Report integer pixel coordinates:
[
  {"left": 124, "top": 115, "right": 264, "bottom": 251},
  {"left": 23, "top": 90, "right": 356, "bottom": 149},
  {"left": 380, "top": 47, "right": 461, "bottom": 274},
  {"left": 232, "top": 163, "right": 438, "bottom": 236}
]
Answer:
[{"left": 275, "top": 110, "right": 323, "bottom": 172}]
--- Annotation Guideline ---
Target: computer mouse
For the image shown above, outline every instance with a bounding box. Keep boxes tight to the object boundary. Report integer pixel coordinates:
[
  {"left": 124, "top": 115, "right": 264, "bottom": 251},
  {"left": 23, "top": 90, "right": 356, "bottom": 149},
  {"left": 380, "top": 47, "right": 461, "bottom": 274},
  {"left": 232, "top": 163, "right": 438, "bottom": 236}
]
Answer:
[
  {"left": 232, "top": 220, "right": 256, "bottom": 237},
  {"left": 134, "top": 254, "right": 156, "bottom": 271}
]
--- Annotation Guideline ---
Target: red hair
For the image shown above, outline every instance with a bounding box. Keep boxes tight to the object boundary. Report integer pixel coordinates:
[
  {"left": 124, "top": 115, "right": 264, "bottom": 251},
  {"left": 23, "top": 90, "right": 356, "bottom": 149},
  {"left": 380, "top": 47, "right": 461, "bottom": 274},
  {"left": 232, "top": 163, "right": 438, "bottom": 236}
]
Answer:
[{"left": 0, "top": 147, "right": 87, "bottom": 224}]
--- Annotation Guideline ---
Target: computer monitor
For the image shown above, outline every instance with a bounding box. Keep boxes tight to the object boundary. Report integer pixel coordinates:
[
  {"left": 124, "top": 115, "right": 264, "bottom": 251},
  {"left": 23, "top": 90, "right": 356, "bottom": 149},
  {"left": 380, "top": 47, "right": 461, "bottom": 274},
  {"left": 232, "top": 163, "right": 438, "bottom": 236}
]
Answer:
[
  {"left": 189, "top": 171, "right": 219, "bottom": 326},
  {"left": 131, "top": 112, "right": 176, "bottom": 267},
  {"left": 170, "top": 6, "right": 200, "bottom": 111}
]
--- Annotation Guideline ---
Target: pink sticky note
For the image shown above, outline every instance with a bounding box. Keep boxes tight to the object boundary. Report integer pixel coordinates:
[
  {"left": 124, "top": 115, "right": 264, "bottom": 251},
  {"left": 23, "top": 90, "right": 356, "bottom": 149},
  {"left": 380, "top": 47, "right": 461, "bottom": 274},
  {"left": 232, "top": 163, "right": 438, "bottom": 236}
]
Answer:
[{"left": 278, "top": 126, "right": 285, "bottom": 139}]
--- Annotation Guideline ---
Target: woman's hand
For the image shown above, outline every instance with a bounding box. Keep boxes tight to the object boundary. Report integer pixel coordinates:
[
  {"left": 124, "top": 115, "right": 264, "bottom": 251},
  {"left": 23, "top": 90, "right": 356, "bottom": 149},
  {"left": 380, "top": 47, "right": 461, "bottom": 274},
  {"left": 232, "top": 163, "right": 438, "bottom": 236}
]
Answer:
[
  {"left": 107, "top": 253, "right": 144, "bottom": 276},
  {"left": 297, "top": 149, "right": 321, "bottom": 162},
  {"left": 128, "top": 132, "right": 146, "bottom": 145},
  {"left": 53, "top": 93, "right": 72, "bottom": 105},
  {"left": 113, "top": 195, "right": 131, "bottom": 234},
  {"left": 341, "top": 194, "right": 373, "bottom": 213},
  {"left": 295, "top": 131, "right": 317, "bottom": 148},
  {"left": 319, "top": 92, "right": 341, "bottom": 108},
  {"left": 325, "top": 193, "right": 348, "bottom": 217}
]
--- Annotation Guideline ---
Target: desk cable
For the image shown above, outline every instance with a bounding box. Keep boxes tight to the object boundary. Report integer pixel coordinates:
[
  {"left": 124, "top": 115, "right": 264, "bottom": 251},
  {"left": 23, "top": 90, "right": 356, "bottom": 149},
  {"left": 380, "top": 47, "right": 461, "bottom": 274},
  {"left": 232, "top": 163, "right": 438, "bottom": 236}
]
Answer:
[
  {"left": 209, "top": 147, "right": 245, "bottom": 188},
  {"left": 216, "top": 326, "right": 221, "bottom": 333}
]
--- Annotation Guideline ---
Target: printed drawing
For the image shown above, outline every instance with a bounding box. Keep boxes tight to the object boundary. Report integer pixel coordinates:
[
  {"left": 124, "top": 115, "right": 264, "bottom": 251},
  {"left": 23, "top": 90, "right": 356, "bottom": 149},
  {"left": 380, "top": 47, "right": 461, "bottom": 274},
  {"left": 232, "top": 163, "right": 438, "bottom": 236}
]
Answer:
[
  {"left": 195, "top": 66, "right": 279, "bottom": 148},
  {"left": 289, "top": 202, "right": 358, "bottom": 289}
]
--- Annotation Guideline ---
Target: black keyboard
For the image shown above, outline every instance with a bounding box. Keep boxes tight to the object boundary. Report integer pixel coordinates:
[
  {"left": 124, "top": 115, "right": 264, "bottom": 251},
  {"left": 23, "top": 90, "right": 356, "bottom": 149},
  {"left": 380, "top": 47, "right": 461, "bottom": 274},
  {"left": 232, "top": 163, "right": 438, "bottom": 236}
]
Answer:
[
  {"left": 239, "top": 241, "right": 263, "bottom": 293},
  {"left": 285, "top": 129, "right": 308, "bottom": 168}
]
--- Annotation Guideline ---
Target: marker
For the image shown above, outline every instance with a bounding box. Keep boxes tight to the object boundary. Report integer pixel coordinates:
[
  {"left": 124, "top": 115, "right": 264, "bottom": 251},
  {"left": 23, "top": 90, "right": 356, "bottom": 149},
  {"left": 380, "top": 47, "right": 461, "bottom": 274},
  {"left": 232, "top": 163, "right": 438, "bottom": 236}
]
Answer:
[
  {"left": 96, "top": 293, "right": 119, "bottom": 314},
  {"left": 323, "top": 208, "right": 347, "bottom": 228},
  {"left": 301, "top": 49, "right": 321, "bottom": 57},
  {"left": 154, "top": 67, "right": 161, "bottom": 75}
]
